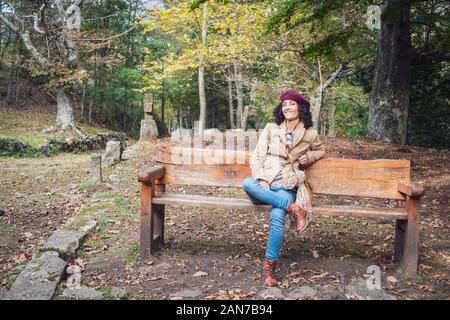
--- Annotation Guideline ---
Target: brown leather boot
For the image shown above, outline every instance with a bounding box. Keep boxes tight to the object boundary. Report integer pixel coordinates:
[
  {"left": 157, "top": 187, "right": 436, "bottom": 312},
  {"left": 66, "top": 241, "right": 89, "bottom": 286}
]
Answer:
[
  {"left": 284, "top": 203, "right": 308, "bottom": 233},
  {"left": 263, "top": 258, "right": 278, "bottom": 287}
]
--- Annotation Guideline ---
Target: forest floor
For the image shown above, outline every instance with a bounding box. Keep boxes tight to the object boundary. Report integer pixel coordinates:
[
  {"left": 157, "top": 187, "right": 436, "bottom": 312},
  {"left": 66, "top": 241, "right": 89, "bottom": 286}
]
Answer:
[{"left": 0, "top": 107, "right": 449, "bottom": 300}]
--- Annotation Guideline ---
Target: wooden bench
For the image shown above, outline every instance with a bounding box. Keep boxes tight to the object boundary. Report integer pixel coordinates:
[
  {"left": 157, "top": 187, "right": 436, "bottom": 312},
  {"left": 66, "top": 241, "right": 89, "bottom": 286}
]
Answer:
[{"left": 138, "top": 146, "right": 425, "bottom": 275}]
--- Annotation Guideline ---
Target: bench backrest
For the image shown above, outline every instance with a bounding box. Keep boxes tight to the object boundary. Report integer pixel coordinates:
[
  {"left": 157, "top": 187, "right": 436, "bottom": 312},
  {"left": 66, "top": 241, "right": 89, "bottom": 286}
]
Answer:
[{"left": 154, "top": 146, "right": 410, "bottom": 200}]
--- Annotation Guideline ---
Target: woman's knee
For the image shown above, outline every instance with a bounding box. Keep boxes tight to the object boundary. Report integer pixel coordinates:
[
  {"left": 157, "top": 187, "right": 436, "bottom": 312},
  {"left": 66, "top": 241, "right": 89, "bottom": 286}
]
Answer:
[
  {"left": 275, "top": 190, "right": 296, "bottom": 205},
  {"left": 242, "top": 177, "right": 257, "bottom": 192}
]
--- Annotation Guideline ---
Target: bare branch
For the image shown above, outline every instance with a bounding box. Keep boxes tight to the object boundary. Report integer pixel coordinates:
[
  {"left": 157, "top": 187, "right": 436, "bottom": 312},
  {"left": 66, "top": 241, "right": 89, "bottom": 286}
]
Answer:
[
  {"left": 76, "top": 24, "right": 138, "bottom": 42},
  {"left": 0, "top": 11, "right": 49, "bottom": 66},
  {"left": 321, "top": 64, "right": 343, "bottom": 91}
]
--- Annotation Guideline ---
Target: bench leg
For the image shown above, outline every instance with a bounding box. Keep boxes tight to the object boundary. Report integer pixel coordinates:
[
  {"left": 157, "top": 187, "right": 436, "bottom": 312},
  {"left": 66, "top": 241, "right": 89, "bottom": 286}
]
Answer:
[
  {"left": 140, "top": 183, "right": 166, "bottom": 258},
  {"left": 152, "top": 184, "right": 166, "bottom": 252},
  {"left": 140, "top": 181, "right": 153, "bottom": 258},
  {"left": 394, "top": 220, "right": 406, "bottom": 262},
  {"left": 401, "top": 195, "right": 420, "bottom": 276}
]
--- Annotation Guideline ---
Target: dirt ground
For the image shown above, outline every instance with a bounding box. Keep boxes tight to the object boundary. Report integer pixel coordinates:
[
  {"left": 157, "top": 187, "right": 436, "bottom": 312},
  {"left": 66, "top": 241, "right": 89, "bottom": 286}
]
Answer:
[{"left": 1, "top": 135, "right": 449, "bottom": 300}]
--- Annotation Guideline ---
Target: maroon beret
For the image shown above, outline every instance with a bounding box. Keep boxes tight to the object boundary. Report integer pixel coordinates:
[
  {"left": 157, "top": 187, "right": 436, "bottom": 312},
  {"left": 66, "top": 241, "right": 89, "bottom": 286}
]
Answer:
[{"left": 280, "top": 90, "right": 310, "bottom": 110}]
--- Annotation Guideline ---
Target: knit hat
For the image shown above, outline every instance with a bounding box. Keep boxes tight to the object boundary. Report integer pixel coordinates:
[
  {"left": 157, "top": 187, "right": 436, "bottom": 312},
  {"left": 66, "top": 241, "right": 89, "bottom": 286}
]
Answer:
[{"left": 280, "top": 90, "right": 310, "bottom": 110}]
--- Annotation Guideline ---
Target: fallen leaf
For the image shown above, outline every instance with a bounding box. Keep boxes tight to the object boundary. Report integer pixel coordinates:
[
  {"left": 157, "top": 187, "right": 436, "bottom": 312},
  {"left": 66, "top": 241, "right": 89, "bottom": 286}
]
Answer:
[
  {"left": 386, "top": 276, "right": 398, "bottom": 284},
  {"left": 311, "top": 272, "right": 328, "bottom": 279},
  {"left": 232, "top": 265, "right": 244, "bottom": 272},
  {"left": 12, "top": 252, "right": 27, "bottom": 264},
  {"left": 193, "top": 271, "right": 208, "bottom": 277}
]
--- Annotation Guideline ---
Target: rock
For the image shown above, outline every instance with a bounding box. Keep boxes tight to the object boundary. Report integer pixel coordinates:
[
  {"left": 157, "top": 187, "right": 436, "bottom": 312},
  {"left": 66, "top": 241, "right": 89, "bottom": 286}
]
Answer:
[
  {"left": 170, "top": 129, "right": 193, "bottom": 147},
  {"left": 104, "top": 140, "right": 122, "bottom": 166},
  {"left": 110, "top": 286, "right": 128, "bottom": 299},
  {"left": 88, "top": 153, "right": 102, "bottom": 184},
  {"left": 65, "top": 215, "right": 97, "bottom": 234},
  {"left": 107, "top": 174, "right": 121, "bottom": 184},
  {"left": 172, "top": 289, "right": 202, "bottom": 299},
  {"left": 66, "top": 273, "right": 82, "bottom": 289},
  {"left": 66, "top": 265, "right": 82, "bottom": 275},
  {"left": 42, "top": 127, "right": 56, "bottom": 134},
  {"left": 345, "top": 279, "right": 397, "bottom": 300},
  {"left": 122, "top": 144, "right": 140, "bottom": 160},
  {"left": 5, "top": 252, "right": 66, "bottom": 300},
  {"left": 0, "top": 287, "right": 8, "bottom": 299},
  {"left": 42, "top": 230, "right": 87, "bottom": 259},
  {"left": 140, "top": 118, "right": 159, "bottom": 140},
  {"left": 319, "top": 286, "right": 346, "bottom": 300},
  {"left": 258, "top": 287, "right": 284, "bottom": 299},
  {"left": 287, "top": 286, "right": 318, "bottom": 299},
  {"left": 62, "top": 286, "right": 103, "bottom": 300}
]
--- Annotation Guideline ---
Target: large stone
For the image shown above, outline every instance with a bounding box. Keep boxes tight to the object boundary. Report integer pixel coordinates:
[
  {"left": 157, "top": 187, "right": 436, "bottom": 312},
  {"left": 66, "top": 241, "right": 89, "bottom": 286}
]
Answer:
[
  {"left": 5, "top": 251, "right": 66, "bottom": 300},
  {"left": 107, "top": 174, "right": 121, "bottom": 184},
  {"left": 88, "top": 153, "right": 102, "bottom": 184},
  {"left": 104, "top": 140, "right": 122, "bottom": 166},
  {"left": 140, "top": 118, "right": 159, "bottom": 140},
  {"left": 62, "top": 286, "right": 103, "bottom": 300},
  {"left": 122, "top": 144, "right": 140, "bottom": 160},
  {"left": 0, "top": 287, "right": 8, "bottom": 299},
  {"left": 172, "top": 289, "right": 202, "bottom": 299},
  {"left": 287, "top": 286, "right": 318, "bottom": 299},
  {"left": 345, "top": 279, "right": 397, "bottom": 300},
  {"left": 258, "top": 287, "right": 284, "bottom": 299},
  {"left": 42, "top": 230, "right": 87, "bottom": 259}
]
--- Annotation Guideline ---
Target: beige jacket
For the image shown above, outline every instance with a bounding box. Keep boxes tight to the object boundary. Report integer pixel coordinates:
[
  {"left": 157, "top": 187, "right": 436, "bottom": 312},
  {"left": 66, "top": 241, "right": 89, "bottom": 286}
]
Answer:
[{"left": 250, "top": 121, "right": 325, "bottom": 184}]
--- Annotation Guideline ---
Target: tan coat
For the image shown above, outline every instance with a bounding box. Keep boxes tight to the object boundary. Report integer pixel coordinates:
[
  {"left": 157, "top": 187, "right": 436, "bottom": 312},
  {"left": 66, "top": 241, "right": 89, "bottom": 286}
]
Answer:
[{"left": 250, "top": 121, "right": 325, "bottom": 184}]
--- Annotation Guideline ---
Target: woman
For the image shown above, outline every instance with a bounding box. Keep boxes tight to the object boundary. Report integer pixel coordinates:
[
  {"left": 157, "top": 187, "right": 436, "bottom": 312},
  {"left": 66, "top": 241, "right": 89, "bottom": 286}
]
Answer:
[{"left": 242, "top": 90, "right": 325, "bottom": 287}]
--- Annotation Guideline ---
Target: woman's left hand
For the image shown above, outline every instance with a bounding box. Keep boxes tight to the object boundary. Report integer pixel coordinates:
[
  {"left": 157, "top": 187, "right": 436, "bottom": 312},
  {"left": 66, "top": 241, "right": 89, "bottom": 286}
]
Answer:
[{"left": 298, "top": 154, "right": 308, "bottom": 166}]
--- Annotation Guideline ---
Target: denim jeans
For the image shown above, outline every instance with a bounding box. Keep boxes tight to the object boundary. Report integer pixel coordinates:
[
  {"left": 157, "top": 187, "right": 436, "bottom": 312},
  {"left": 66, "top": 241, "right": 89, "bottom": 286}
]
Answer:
[{"left": 242, "top": 177, "right": 296, "bottom": 261}]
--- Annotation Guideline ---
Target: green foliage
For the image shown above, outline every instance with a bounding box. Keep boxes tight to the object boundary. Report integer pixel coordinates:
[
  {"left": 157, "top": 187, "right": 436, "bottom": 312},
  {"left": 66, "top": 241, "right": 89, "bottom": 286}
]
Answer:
[{"left": 328, "top": 83, "right": 368, "bottom": 139}]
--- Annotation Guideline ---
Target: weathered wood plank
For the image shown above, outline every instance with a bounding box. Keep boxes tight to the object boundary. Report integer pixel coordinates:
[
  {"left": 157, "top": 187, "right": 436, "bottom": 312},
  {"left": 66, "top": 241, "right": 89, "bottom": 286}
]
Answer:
[
  {"left": 155, "top": 157, "right": 410, "bottom": 199},
  {"left": 140, "top": 182, "right": 153, "bottom": 258},
  {"left": 403, "top": 195, "right": 420, "bottom": 275},
  {"left": 394, "top": 219, "right": 406, "bottom": 262},
  {"left": 155, "top": 146, "right": 251, "bottom": 165},
  {"left": 152, "top": 192, "right": 408, "bottom": 219},
  {"left": 153, "top": 184, "right": 165, "bottom": 246}
]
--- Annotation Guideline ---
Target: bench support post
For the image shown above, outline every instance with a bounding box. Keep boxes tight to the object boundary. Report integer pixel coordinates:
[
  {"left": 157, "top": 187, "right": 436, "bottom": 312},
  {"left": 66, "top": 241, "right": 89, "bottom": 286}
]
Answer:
[
  {"left": 395, "top": 195, "right": 420, "bottom": 276},
  {"left": 140, "top": 181, "right": 153, "bottom": 258},
  {"left": 153, "top": 184, "right": 166, "bottom": 248},
  {"left": 140, "top": 181, "right": 166, "bottom": 258}
]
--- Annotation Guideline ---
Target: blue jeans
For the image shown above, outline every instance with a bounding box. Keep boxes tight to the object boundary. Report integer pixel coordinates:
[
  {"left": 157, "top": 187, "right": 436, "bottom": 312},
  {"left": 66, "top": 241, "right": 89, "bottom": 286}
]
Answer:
[{"left": 242, "top": 178, "right": 296, "bottom": 261}]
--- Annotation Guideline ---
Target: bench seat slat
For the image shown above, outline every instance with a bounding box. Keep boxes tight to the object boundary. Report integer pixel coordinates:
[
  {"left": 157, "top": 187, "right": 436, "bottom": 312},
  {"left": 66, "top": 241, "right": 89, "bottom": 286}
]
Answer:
[{"left": 153, "top": 192, "right": 408, "bottom": 219}]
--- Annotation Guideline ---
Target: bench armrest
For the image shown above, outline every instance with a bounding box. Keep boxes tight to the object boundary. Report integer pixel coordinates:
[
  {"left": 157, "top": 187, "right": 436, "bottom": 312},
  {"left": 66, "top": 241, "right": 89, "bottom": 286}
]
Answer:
[
  {"left": 398, "top": 182, "right": 425, "bottom": 198},
  {"left": 138, "top": 165, "right": 166, "bottom": 184}
]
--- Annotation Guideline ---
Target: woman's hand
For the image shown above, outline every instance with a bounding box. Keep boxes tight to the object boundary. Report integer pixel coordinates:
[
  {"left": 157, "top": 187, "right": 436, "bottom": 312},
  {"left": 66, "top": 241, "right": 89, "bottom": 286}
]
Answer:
[
  {"left": 258, "top": 179, "right": 270, "bottom": 189},
  {"left": 298, "top": 154, "right": 309, "bottom": 166}
]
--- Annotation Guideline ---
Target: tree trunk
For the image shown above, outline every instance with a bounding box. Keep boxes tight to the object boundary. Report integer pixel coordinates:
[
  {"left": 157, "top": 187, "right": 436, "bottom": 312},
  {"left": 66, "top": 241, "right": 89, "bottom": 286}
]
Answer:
[
  {"left": 367, "top": 0, "right": 412, "bottom": 145},
  {"left": 233, "top": 60, "right": 245, "bottom": 129},
  {"left": 81, "top": 80, "right": 87, "bottom": 122},
  {"left": 56, "top": 86, "right": 76, "bottom": 130},
  {"left": 328, "top": 103, "right": 336, "bottom": 137},
  {"left": 311, "top": 61, "right": 343, "bottom": 132},
  {"left": 197, "top": 3, "right": 208, "bottom": 133},
  {"left": 89, "top": 99, "right": 93, "bottom": 124},
  {"left": 227, "top": 73, "right": 235, "bottom": 129}
]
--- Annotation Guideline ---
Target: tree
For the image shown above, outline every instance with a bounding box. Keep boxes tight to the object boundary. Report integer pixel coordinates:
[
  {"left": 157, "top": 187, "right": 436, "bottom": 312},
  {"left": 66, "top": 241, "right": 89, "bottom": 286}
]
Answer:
[
  {"left": 367, "top": 0, "right": 412, "bottom": 144},
  {"left": 0, "top": 0, "right": 89, "bottom": 134}
]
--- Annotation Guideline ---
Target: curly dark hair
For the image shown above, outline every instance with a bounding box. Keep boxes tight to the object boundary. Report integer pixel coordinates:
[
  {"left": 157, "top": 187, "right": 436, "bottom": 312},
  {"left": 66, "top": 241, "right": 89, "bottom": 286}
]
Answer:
[{"left": 273, "top": 102, "right": 314, "bottom": 129}]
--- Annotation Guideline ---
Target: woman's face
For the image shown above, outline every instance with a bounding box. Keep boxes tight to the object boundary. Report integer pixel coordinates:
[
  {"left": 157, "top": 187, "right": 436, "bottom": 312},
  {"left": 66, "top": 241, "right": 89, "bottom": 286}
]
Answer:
[{"left": 281, "top": 100, "right": 300, "bottom": 121}]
